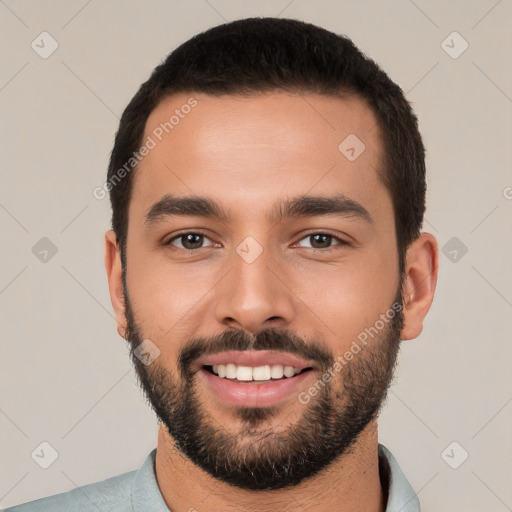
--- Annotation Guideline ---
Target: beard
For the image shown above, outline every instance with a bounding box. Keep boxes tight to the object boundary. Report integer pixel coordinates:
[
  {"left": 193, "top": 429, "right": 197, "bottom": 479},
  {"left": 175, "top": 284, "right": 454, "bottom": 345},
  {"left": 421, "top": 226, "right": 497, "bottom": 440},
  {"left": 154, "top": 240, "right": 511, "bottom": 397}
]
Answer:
[{"left": 122, "top": 276, "right": 404, "bottom": 491}]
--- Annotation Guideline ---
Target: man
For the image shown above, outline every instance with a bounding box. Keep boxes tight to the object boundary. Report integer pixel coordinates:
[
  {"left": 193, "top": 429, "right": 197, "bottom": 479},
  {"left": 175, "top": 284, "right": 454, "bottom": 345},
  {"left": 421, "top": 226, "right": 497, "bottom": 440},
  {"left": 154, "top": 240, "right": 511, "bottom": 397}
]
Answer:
[{"left": 7, "top": 17, "right": 438, "bottom": 512}]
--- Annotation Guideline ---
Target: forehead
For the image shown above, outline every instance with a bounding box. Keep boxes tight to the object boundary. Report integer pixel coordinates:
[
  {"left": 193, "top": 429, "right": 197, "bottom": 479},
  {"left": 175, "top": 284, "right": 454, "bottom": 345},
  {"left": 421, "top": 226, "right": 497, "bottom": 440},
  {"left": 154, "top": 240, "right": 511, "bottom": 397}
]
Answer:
[{"left": 130, "top": 91, "right": 390, "bottom": 228}]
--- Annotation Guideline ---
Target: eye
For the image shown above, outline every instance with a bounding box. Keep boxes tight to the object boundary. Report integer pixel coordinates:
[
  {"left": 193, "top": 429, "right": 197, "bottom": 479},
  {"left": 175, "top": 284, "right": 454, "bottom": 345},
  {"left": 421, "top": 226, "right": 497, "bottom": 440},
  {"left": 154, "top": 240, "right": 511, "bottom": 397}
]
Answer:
[
  {"left": 164, "top": 231, "right": 348, "bottom": 252},
  {"left": 295, "top": 232, "right": 347, "bottom": 250},
  {"left": 165, "top": 232, "right": 215, "bottom": 250}
]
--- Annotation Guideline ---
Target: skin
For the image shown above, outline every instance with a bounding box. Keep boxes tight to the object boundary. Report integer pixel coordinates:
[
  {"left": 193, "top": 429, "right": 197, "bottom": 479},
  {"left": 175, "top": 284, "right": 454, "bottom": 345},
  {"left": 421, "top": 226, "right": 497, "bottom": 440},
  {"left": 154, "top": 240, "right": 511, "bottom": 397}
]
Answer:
[{"left": 105, "top": 91, "right": 438, "bottom": 512}]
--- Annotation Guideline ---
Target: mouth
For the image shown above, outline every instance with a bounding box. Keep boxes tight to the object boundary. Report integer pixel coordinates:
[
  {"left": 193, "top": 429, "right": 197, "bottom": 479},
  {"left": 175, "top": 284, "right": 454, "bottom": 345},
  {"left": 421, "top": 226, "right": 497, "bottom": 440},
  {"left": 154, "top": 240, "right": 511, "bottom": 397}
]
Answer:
[
  {"left": 196, "top": 352, "right": 317, "bottom": 407},
  {"left": 202, "top": 363, "right": 313, "bottom": 382}
]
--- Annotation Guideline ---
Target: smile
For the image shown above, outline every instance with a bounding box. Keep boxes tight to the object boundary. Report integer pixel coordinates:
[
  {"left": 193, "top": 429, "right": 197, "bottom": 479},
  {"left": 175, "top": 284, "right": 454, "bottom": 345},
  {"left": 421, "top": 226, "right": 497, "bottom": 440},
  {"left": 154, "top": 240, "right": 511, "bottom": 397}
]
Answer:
[{"left": 204, "top": 363, "right": 311, "bottom": 382}]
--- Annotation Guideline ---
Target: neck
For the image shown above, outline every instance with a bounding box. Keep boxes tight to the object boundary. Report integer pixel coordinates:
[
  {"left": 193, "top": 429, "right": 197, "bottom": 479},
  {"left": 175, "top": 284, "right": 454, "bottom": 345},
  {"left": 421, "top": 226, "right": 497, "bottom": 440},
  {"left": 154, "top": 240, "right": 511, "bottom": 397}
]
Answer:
[{"left": 155, "top": 421, "right": 385, "bottom": 512}]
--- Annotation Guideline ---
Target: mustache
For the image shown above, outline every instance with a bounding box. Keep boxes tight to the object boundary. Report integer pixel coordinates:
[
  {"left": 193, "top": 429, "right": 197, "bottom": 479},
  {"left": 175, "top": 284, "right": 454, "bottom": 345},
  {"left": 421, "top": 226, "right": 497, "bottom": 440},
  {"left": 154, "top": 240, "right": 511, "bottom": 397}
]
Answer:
[{"left": 178, "top": 327, "right": 334, "bottom": 379}]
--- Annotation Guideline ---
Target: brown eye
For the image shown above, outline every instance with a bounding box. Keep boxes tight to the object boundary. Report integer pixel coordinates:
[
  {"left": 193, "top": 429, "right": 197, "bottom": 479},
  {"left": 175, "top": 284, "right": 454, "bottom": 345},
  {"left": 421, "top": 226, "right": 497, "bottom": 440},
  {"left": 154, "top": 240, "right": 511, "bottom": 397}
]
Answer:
[
  {"left": 297, "top": 233, "right": 346, "bottom": 250},
  {"left": 310, "top": 234, "right": 332, "bottom": 249},
  {"left": 167, "top": 232, "right": 211, "bottom": 250}
]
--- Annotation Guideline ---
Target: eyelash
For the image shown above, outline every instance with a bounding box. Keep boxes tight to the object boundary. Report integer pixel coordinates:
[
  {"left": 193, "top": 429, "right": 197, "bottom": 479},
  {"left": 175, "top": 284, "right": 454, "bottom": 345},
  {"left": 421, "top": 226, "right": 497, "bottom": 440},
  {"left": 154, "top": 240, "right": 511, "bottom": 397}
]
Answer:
[{"left": 164, "top": 230, "right": 349, "bottom": 253}]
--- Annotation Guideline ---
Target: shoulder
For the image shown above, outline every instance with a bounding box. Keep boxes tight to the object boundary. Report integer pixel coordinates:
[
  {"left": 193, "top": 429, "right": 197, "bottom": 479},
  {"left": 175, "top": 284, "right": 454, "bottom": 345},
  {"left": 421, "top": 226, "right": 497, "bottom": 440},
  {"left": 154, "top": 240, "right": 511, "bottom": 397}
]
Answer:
[{"left": 4, "top": 469, "right": 137, "bottom": 512}]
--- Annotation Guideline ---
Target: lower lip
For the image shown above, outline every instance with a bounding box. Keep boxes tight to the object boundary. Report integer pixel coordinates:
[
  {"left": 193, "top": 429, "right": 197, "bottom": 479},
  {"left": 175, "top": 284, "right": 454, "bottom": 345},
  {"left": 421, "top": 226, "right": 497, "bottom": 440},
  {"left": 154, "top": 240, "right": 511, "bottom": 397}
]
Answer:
[{"left": 199, "top": 368, "right": 314, "bottom": 408}]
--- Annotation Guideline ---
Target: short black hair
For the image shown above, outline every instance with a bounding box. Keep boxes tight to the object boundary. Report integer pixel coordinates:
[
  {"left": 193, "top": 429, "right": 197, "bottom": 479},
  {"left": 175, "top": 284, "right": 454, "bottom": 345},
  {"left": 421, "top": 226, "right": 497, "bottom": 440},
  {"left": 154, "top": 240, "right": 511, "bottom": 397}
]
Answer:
[{"left": 107, "top": 17, "right": 426, "bottom": 275}]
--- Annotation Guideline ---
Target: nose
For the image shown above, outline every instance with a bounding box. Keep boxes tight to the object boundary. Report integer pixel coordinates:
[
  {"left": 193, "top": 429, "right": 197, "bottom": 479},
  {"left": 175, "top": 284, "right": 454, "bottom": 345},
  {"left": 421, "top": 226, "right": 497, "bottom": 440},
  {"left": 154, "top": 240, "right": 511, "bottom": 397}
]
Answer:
[{"left": 214, "top": 240, "right": 295, "bottom": 333}]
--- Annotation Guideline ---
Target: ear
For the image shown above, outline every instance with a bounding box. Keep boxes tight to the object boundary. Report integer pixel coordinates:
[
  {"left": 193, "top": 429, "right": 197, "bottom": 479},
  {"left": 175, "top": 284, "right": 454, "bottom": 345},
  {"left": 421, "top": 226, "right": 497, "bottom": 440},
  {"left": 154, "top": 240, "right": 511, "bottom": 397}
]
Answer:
[
  {"left": 105, "top": 230, "right": 127, "bottom": 339},
  {"left": 400, "top": 232, "right": 439, "bottom": 340}
]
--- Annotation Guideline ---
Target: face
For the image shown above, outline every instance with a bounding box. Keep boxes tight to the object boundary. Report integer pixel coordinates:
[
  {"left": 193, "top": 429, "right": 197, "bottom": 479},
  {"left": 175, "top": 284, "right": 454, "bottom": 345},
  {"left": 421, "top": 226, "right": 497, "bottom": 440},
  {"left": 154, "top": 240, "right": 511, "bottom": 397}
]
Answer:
[{"left": 119, "top": 91, "right": 404, "bottom": 490}]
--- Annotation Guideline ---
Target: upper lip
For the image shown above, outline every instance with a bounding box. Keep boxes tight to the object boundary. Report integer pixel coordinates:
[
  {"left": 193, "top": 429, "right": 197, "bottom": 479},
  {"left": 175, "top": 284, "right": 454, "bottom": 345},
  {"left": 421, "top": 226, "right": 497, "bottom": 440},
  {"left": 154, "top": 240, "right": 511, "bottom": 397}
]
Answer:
[{"left": 196, "top": 350, "right": 316, "bottom": 371}]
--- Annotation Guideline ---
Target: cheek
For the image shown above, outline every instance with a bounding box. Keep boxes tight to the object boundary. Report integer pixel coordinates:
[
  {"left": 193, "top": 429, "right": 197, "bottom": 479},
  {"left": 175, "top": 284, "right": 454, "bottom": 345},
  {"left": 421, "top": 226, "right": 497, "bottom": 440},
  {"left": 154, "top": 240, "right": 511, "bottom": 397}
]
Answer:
[
  {"left": 290, "top": 247, "right": 398, "bottom": 353},
  {"left": 125, "top": 246, "right": 213, "bottom": 351}
]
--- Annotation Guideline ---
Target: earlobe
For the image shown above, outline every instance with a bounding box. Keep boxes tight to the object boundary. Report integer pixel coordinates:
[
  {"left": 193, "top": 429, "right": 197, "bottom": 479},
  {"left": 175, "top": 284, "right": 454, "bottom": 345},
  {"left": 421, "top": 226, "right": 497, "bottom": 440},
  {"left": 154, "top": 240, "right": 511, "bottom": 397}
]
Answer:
[
  {"left": 400, "top": 232, "right": 439, "bottom": 341},
  {"left": 104, "top": 230, "right": 127, "bottom": 339}
]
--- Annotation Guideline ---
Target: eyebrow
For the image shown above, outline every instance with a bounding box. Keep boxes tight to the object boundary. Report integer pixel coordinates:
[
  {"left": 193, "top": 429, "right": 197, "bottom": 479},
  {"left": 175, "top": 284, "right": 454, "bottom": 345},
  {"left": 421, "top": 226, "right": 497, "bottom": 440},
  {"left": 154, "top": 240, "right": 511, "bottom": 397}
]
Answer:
[{"left": 144, "top": 193, "right": 373, "bottom": 227}]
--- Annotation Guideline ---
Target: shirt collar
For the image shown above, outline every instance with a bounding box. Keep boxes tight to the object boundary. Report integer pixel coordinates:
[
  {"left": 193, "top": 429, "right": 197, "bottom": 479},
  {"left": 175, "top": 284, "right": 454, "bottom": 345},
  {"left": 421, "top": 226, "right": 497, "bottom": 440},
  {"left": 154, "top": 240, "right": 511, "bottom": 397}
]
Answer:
[
  {"left": 379, "top": 444, "right": 421, "bottom": 512},
  {"left": 131, "top": 448, "right": 170, "bottom": 511},
  {"left": 131, "top": 445, "right": 420, "bottom": 512}
]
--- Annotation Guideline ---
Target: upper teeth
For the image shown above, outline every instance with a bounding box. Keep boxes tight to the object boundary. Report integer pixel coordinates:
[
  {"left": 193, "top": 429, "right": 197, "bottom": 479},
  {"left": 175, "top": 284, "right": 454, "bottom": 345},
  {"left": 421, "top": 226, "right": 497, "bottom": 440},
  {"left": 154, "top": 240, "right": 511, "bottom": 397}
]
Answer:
[{"left": 211, "top": 364, "right": 302, "bottom": 381}]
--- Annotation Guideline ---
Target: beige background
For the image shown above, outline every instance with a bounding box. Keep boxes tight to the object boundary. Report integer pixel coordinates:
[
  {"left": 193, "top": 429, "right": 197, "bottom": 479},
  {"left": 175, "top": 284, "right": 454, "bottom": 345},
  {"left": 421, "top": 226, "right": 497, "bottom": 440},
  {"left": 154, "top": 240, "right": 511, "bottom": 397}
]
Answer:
[{"left": 1, "top": 0, "right": 511, "bottom": 510}]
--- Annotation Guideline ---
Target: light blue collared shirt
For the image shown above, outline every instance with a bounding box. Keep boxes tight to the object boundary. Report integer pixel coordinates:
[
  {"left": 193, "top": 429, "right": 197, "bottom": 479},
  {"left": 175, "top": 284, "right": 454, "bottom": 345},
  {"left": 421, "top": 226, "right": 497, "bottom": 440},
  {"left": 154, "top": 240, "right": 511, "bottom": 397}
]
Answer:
[{"left": 5, "top": 444, "right": 420, "bottom": 511}]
